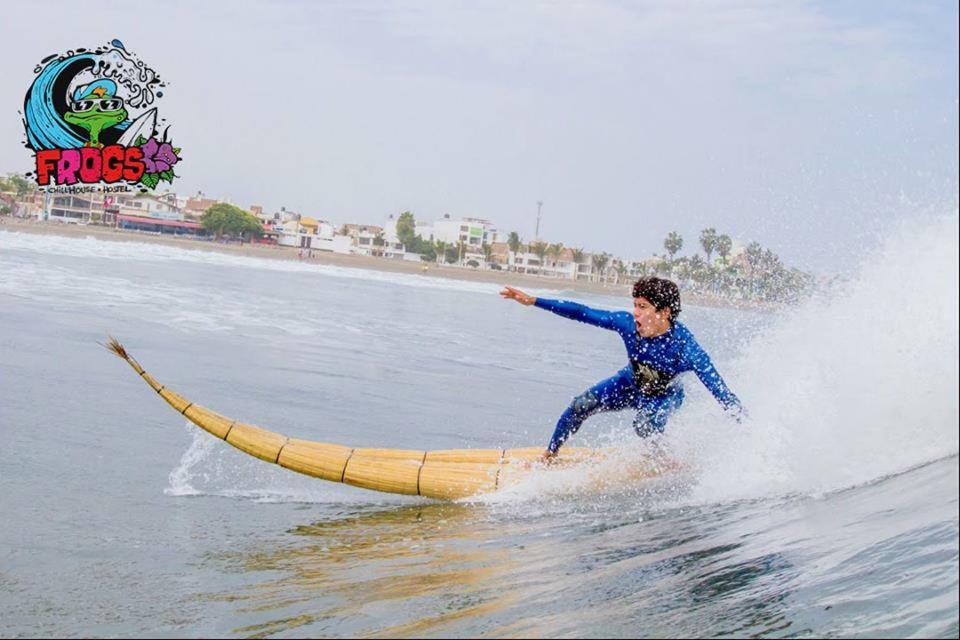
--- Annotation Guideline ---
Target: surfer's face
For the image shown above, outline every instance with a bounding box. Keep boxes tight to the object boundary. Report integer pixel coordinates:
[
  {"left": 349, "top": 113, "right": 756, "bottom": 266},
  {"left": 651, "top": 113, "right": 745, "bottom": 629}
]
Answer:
[{"left": 633, "top": 296, "right": 671, "bottom": 337}]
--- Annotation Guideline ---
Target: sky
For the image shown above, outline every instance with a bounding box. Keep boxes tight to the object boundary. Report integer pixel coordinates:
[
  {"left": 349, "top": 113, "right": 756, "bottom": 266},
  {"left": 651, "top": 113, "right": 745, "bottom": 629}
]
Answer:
[{"left": 2, "top": 0, "right": 957, "bottom": 272}]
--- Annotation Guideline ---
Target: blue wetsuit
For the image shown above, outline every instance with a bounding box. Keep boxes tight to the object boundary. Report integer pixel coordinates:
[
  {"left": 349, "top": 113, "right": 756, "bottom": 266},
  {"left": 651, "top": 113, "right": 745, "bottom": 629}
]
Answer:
[{"left": 535, "top": 298, "right": 742, "bottom": 453}]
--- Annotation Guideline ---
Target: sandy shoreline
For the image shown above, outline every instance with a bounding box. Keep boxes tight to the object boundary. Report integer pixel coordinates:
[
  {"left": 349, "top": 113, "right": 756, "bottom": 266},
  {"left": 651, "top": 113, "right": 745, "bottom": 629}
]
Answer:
[{"left": 0, "top": 216, "right": 779, "bottom": 311}]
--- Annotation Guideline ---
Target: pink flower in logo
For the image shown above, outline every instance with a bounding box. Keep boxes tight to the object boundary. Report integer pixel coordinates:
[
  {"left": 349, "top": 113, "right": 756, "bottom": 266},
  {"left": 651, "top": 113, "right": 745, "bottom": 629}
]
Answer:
[{"left": 140, "top": 137, "right": 179, "bottom": 173}]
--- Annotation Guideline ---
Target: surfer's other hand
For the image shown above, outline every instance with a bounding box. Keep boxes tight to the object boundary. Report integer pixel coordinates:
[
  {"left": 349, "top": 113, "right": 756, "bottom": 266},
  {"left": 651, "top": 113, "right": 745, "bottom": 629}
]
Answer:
[
  {"left": 727, "top": 404, "right": 747, "bottom": 424},
  {"left": 540, "top": 449, "right": 558, "bottom": 465},
  {"left": 500, "top": 286, "right": 536, "bottom": 306}
]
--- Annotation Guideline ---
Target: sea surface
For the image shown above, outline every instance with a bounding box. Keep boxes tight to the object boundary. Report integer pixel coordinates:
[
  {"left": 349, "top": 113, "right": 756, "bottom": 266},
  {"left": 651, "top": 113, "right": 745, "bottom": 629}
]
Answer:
[{"left": 1, "top": 219, "right": 957, "bottom": 638}]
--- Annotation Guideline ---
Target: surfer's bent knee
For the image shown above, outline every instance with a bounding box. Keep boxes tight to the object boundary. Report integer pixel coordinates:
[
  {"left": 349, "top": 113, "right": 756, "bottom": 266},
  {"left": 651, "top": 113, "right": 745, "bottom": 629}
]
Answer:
[{"left": 633, "top": 420, "right": 664, "bottom": 439}]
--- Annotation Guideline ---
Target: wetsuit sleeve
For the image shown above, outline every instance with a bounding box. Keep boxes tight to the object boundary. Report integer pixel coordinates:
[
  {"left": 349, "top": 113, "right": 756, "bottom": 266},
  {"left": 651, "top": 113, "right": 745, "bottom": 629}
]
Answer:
[
  {"left": 533, "top": 298, "right": 621, "bottom": 331},
  {"left": 683, "top": 339, "right": 742, "bottom": 412}
]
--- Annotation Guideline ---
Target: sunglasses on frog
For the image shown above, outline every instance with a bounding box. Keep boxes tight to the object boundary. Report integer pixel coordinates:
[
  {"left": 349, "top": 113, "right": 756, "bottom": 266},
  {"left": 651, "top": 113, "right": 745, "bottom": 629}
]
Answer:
[{"left": 70, "top": 97, "right": 124, "bottom": 113}]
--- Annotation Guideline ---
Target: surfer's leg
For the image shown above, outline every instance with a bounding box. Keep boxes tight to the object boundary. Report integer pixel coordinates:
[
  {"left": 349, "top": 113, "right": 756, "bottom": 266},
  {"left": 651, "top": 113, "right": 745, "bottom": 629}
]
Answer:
[
  {"left": 633, "top": 389, "right": 684, "bottom": 438},
  {"left": 547, "top": 370, "right": 636, "bottom": 453}
]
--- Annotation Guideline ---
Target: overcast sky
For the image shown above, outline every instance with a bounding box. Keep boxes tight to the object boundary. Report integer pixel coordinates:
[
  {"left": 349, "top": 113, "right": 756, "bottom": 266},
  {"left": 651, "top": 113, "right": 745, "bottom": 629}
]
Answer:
[{"left": 2, "top": 1, "right": 957, "bottom": 272}]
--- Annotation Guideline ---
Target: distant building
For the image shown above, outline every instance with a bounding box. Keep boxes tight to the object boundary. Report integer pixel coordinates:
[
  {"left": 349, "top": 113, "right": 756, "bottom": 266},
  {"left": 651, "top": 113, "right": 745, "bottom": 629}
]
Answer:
[
  {"left": 430, "top": 214, "right": 499, "bottom": 250},
  {"left": 44, "top": 192, "right": 176, "bottom": 225},
  {"left": 414, "top": 214, "right": 498, "bottom": 266},
  {"left": 183, "top": 194, "right": 221, "bottom": 218},
  {"left": 277, "top": 213, "right": 341, "bottom": 250},
  {"left": 116, "top": 214, "right": 204, "bottom": 237},
  {"left": 338, "top": 223, "right": 386, "bottom": 256}
]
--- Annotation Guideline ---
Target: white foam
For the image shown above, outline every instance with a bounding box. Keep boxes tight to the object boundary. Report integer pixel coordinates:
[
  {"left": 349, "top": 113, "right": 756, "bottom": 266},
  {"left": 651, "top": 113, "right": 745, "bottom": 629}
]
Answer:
[
  {"left": 469, "top": 211, "right": 959, "bottom": 510},
  {"left": 0, "top": 230, "right": 569, "bottom": 298},
  {"left": 164, "top": 424, "right": 217, "bottom": 497},
  {"left": 674, "top": 211, "right": 959, "bottom": 503}
]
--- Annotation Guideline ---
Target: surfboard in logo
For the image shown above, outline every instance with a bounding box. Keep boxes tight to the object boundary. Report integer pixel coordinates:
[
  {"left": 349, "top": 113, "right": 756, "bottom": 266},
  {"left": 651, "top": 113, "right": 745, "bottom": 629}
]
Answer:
[{"left": 21, "top": 40, "right": 181, "bottom": 192}]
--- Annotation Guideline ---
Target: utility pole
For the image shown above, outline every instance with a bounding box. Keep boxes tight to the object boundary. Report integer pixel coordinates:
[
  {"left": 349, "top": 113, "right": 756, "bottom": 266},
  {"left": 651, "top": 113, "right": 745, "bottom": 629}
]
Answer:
[{"left": 535, "top": 200, "right": 543, "bottom": 240}]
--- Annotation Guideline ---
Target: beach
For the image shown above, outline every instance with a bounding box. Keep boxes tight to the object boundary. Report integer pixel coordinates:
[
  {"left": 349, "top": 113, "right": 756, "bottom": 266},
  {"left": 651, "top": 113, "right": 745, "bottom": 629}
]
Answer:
[{"left": 0, "top": 216, "right": 778, "bottom": 311}]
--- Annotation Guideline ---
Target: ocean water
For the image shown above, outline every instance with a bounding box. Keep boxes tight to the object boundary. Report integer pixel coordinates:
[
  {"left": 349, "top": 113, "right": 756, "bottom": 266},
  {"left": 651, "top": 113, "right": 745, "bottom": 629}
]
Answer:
[{"left": 0, "top": 216, "right": 957, "bottom": 638}]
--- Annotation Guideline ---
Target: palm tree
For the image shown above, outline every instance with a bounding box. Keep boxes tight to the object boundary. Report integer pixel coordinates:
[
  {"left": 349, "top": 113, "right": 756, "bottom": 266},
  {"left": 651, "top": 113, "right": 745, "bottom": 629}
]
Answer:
[
  {"left": 530, "top": 241, "right": 548, "bottom": 275},
  {"left": 664, "top": 231, "right": 683, "bottom": 261},
  {"left": 744, "top": 242, "right": 764, "bottom": 295},
  {"left": 745, "top": 241, "right": 763, "bottom": 271},
  {"left": 688, "top": 255, "right": 708, "bottom": 288},
  {"left": 630, "top": 261, "right": 649, "bottom": 277},
  {"left": 700, "top": 228, "right": 718, "bottom": 264},
  {"left": 482, "top": 242, "right": 493, "bottom": 265},
  {"left": 544, "top": 243, "right": 563, "bottom": 276},
  {"left": 571, "top": 247, "right": 585, "bottom": 263},
  {"left": 591, "top": 252, "right": 610, "bottom": 283},
  {"left": 372, "top": 231, "right": 386, "bottom": 257},
  {"left": 507, "top": 231, "right": 521, "bottom": 254},
  {"left": 613, "top": 259, "right": 628, "bottom": 284},
  {"left": 716, "top": 234, "right": 732, "bottom": 263}
]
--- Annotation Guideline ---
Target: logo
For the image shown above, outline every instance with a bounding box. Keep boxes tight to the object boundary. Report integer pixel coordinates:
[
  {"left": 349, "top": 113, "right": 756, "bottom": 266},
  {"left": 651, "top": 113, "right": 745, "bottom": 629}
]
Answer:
[{"left": 21, "top": 39, "right": 181, "bottom": 193}]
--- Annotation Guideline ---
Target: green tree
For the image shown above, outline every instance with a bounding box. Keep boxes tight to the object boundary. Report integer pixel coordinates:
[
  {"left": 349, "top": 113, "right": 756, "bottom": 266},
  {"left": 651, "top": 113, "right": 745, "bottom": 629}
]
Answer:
[
  {"left": 716, "top": 234, "right": 732, "bottom": 263},
  {"left": 664, "top": 231, "right": 683, "bottom": 261},
  {"left": 396, "top": 211, "right": 416, "bottom": 248},
  {"left": 201, "top": 203, "right": 263, "bottom": 240},
  {"left": 482, "top": 242, "right": 493, "bottom": 263},
  {"left": 507, "top": 231, "right": 521, "bottom": 254},
  {"left": 418, "top": 242, "right": 437, "bottom": 262},
  {"left": 688, "top": 255, "right": 709, "bottom": 287},
  {"left": 630, "top": 261, "right": 649, "bottom": 277},
  {"left": 6, "top": 175, "right": 33, "bottom": 196},
  {"left": 613, "top": 258, "right": 628, "bottom": 284},
  {"left": 530, "top": 241, "right": 548, "bottom": 273},
  {"left": 571, "top": 248, "right": 585, "bottom": 263},
  {"left": 546, "top": 242, "right": 563, "bottom": 263},
  {"left": 745, "top": 241, "right": 763, "bottom": 270},
  {"left": 700, "top": 227, "right": 718, "bottom": 263},
  {"left": 591, "top": 252, "right": 610, "bottom": 282}
]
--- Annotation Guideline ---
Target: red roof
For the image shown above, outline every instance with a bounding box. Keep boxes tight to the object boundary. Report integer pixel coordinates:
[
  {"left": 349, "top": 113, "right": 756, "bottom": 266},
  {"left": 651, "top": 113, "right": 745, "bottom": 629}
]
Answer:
[{"left": 118, "top": 214, "right": 202, "bottom": 229}]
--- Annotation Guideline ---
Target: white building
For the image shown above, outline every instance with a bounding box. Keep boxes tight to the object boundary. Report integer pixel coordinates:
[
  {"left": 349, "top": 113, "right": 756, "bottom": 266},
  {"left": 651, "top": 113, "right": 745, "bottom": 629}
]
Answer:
[
  {"left": 114, "top": 193, "right": 182, "bottom": 220},
  {"left": 47, "top": 191, "right": 183, "bottom": 224},
  {"left": 415, "top": 215, "right": 498, "bottom": 266},
  {"left": 277, "top": 215, "right": 343, "bottom": 250},
  {"left": 430, "top": 215, "right": 498, "bottom": 249}
]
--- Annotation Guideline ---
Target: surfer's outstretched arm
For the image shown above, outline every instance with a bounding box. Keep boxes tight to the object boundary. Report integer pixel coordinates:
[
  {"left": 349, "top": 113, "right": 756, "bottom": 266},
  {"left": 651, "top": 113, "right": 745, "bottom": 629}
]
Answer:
[
  {"left": 683, "top": 339, "right": 744, "bottom": 417},
  {"left": 500, "top": 287, "right": 620, "bottom": 331}
]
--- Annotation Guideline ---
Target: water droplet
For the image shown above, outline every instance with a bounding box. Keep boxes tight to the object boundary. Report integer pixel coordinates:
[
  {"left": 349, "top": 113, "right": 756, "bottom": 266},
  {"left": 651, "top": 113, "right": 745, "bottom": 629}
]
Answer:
[{"left": 111, "top": 39, "right": 126, "bottom": 51}]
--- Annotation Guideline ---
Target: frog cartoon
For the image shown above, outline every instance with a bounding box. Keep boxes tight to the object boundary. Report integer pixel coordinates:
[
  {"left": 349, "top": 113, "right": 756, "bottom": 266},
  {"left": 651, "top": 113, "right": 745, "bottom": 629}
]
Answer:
[{"left": 63, "top": 79, "right": 128, "bottom": 148}]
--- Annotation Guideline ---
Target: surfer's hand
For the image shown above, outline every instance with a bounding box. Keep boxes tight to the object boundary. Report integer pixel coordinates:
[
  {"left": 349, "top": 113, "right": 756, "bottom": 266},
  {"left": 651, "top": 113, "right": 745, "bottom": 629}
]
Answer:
[
  {"left": 540, "top": 449, "right": 558, "bottom": 465},
  {"left": 500, "top": 286, "right": 536, "bottom": 306},
  {"left": 727, "top": 404, "right": 747, "bottom": 424}
]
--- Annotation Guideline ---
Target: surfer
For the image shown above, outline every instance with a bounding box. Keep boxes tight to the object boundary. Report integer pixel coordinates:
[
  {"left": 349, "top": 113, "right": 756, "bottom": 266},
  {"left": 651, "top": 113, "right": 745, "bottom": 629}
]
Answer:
[{"left": 500, "top": 277, "right": 744, "bottom": 461}]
